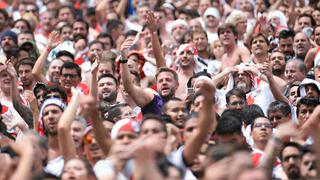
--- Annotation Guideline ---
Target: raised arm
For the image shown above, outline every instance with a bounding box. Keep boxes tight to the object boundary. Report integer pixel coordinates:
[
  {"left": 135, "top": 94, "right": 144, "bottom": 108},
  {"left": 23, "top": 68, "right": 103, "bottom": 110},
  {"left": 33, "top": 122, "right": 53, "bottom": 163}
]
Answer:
[
  {"left": 82, "top": 95, "right": 112, "bottom": 156},
  {"left": 32, "top": 31, "right": 60, "bottom": 83},
  {"left": 116, "top": 0, "right": 128, "bottom": 19},
  {"left": 120, "top": 39, "right": 154, "bottom": 108},
  {"left": 304, "top": 48, "right": 317, "bottom": 72},
  {"left": 57, "top": 88, "right": 79, "bottom": 162},
  {"left": 146, "top": 11, "right": 167, "bottom": 68},
  {"left": 183, "top": 79, "right": 216, "bottom": 165},
  {"left": 90, "top": 53, "right": 100, "bottom": 98},
  {"left": 262, "top": 63, "right": 289, "bottom": 103},
  {"left": 211, "top": 67, "right": 237, "bottom": 87},
  {"left": 260, "top": 122, "right": 299, "bottom": 178},
  {"left": 9, "top": 135, "right": 34, "bottom": 180}
]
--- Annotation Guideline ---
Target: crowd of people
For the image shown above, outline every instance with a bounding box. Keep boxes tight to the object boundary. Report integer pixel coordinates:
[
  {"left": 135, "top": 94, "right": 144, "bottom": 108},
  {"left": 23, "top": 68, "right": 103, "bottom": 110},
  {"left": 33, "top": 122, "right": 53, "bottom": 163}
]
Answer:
[{"left": 0, "top": 0, "right": 320, "bottom": 179}]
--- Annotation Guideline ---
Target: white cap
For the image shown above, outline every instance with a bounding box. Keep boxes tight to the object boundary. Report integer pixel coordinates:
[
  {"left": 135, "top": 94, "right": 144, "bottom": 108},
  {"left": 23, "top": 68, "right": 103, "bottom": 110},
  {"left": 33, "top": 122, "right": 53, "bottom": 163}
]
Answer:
[{"left": 203, "top": 7, "right": 220, "bottom": 19}]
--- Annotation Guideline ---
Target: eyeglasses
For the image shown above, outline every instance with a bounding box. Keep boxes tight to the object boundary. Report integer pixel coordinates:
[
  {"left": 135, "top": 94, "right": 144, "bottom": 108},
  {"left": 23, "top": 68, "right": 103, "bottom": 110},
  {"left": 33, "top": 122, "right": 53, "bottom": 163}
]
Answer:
[
  {"left": 229, "top": 100, "right": 246, "bottom": 106},
  {"left": 253, "top": 123, "right": 273, "bottom": 129},
  {"left": 62, "top": 73, "right": 78, "bottom": 79},
  {"left": 269, "top": 115, "right": 284, "bottom": 121}
]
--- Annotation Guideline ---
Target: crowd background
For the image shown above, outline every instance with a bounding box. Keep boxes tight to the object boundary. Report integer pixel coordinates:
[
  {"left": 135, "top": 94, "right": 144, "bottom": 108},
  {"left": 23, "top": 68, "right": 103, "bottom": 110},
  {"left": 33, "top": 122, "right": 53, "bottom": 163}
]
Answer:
[{"left": 0, "top": 0, "right": 320, "bottom": 179}]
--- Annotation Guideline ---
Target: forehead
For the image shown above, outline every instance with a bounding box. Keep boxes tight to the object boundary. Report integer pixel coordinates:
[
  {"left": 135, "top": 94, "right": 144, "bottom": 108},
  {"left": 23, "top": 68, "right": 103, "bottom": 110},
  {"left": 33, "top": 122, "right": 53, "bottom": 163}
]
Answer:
[
  {"left": 50, "top": 59, "right": 64, "bottom": 66},
  {"left": 234, "top": 70, "right": 251, "bottom": 77},
  {"left": 271, "top": 52, "right": 285, "bottom": 58},
  {"left": 99, "top": 76, "right": 116, "bottom": 84},
  {"left": 252, "top": 35, "right": 267, "bottom": 43},
  {"left": 62, "top": 68, "right": 77, "bottom": 74},
  {"left": 90, "top": 43, "right": 103, "bottom": 49},
  {"left": 294, "top": 33, "right": 307, "bottom": 40},
  {"left": 141, "top": 119, "right": 162, "bottom": 129},
  {"left": 157, "top": 71, "right": 175, "bottom": 80},
  {"left": 18, "top": 64, "right": 32, "bottom": 69},
  {"left": 43, "top": 105, "right": 62, "bottom": 112},
  {"left": 229, "top": 95, "right": 244, "bottom": 102},
  {"left": 166, "top": 100, "right": 185, "bottom": 108},
  {"left": 283, "top": 146, "right": 300, "bottom": 156},
  {"left": 253, "top": 117, "right": 270, "bottom": 124},
  {"left": 73, "top": 22, "right": 86, "bottom": 28}
]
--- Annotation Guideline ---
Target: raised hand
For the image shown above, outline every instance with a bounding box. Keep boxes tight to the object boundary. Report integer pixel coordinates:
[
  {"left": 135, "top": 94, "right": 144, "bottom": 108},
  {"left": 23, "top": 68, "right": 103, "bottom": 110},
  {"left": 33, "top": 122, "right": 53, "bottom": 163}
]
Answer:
[
  {"left": 91, "top": 52, "right": 101, "bottom": 74},
  {"left": 260, "top": 62, "right": 272, "bottom": 78},
  {"left": 47, "top": 31, "right": 61, "bottom": 49},
  {"left": 197, "top": 78, "right": 216, "bottom": 101},
  {"left": 120, "top": 39, "right": 135, "bottom": 59},
  {"left": 145, "top": 11, "right": 158, "bottom": 33},
  {"left": 274, "top": 122, "right": 300, "bottom": 139}
]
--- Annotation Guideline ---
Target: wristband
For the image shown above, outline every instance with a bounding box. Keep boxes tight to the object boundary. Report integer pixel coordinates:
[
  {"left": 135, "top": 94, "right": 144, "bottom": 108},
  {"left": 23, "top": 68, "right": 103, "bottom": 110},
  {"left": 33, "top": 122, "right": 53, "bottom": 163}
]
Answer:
[
  {"left": 46, "top": 46, "right": 52, "bottom": 52},
  {"left": 119, "top": 59, "right": 128, "bottom": 64}
]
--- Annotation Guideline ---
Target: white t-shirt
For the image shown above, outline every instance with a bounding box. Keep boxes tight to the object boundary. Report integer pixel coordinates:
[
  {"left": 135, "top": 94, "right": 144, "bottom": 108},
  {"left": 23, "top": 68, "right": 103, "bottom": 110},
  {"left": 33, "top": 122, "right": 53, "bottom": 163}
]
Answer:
[{"left": 44, "top": 156, "right": 64, "bottom": 177}]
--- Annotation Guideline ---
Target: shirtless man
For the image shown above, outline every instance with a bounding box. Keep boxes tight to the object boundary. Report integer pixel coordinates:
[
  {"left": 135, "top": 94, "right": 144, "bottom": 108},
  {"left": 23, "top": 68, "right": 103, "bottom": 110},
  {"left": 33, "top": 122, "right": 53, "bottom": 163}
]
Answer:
[
  {"left": 305, "top": 47, "right": 320, "bottom": 82},
  {"left": 218, "top": 23, "right": 251, "bottom": 70},
  {"left": 250, "top": 33, "right": 269, "bottom": 66}
]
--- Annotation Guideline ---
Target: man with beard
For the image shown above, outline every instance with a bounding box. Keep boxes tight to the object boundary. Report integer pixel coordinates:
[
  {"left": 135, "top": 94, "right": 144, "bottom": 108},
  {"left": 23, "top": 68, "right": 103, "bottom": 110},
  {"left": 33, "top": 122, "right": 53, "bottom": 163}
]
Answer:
[
  {"left": 40, "top": 98, "right": 66, "bottom": 176},
  {"left": 176, "top": 44, "right": 206, "bottom": 99},
  {"left": 120, "top": 39, "right": 178, "bottom": 115},
  {"left": 0, "top": 30, "right": 18, "bottom": 57},
  {"left": 170, "top": 19, "right": 188, "bottom": 45},
  {"left": 278, "top": 29, "right": 295, "bottom": 60},
  {"left": 280, "top": 142, "right": 303, "bottom": 180},
  {"left": 97, "top": 74, "right": 118, "bottom": 107},
  {"left": 226, "top": 88, "right": 247, "bottom": 111},
  {"left": 17, "top": 59, "right": 36, "bottom": 91},
  {"left": 270, "top": 51, "right": 286, "bottom": 80}
]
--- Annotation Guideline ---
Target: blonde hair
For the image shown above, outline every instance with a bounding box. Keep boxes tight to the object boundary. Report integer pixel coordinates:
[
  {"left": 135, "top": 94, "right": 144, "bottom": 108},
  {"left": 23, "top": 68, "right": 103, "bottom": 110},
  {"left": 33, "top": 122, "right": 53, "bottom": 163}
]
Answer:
[{"left": 225, "top": 10, "right": 247, "bottom": 26}]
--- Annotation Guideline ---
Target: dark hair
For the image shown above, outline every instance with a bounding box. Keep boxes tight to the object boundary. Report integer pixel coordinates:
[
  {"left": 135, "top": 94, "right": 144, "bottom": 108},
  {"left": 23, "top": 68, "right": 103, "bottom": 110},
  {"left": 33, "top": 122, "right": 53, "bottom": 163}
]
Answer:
[
  {"left": 60, "top": 62, "right": 81, "bottom": 78},
  {"left": 298, "top": 13, "right": 316, "bottom": 27},
  {"left": 18, "top": 30, "right": 34, "bottom": 38},
  {"left": 14, "top": 18, "right": 32, "bottom": 31},
  {"left": 97, "top": 32, "right": 114, "bottom": 47},
  {"left": 216, "top": 115, "right": 242, "bottom": 135},
  {"left": 250, "top": 33, "right": 270, "bottom": 48},
  {"left": 106, "top": 19, "right": 123, "bottom": 34},
  {"left": 221, "top": 109, "right": 244, "bottom": 123},
  {"left": 140, "top": 114, "right": 167, "bottom": 134},
  {"left": 63, "top": 158, "right": 97, "bottom": 180},
  {"left": 0, "top": 9, "right": 8, "bottom": 21},
  {"left": 296, "top": 97, "right": 319, "bottom": 115},
  {"left": 279, "top": 142, "right": 302, "bottom": 161},
  {"left": 162, "top": 97, "right": 183, "bottom": 113},
  {"left": 155, "top": 67, "right": 179, "bottom": 84},
  {"left": 187, "top": 70, "right": 211, "bottom": 88},
  {"left": 16, "top": 58, "right": 35, "bottom": 70},
  {"left": 98, "top": 73, "right": 118, "bottom": 86},
  {"left": 157, "top": 157, "right": 183, "bottom": 178},
  {"left": 251, "top": 116, "right": 270, "bottom": 131},
  {"left": 267, "top": 101, "right": 291, "bottom": 117},
  {"left": 73, "top": 34, "right": 87, "bottom": 44},
  {"left": 44, "top": 85, "right": 68, "bottom": 103},
  {"left": 206, "top": 143, "right": 249, "bottom": 163},
  {"left": 242, "top": 104, "right": 264, "bottom": 126},
  {"left": 226, "top": 88, "right": 246, "bottom": 104},
  {"left": 125, "top": 30, "right": 138, "bottom": 39},
  {"left": 59, "top": 23, "right": 72, "bottom": 33},
  {"left": 178, "top": 8, "right": 200, "bottom": 19},
  {"left": 218, "top": 23, "right": 238, "bottom": 37},
  {"left": 106, "top": 103, "right": 130, "bottom": 122},
  {"left": 88, "top": 40, "right": 105, "bottom": 49},
  {"left": 56, "top": 50, "right": 75, "bottom": 61},
  {"left": 278, "top": 29, "right": 295, "bottom": 40},
  {"left": 73, "top": 18, "right": 90, "bottom": 32},
  {"left": 58, "top": 5, "right": 75, "bottom": 19}
]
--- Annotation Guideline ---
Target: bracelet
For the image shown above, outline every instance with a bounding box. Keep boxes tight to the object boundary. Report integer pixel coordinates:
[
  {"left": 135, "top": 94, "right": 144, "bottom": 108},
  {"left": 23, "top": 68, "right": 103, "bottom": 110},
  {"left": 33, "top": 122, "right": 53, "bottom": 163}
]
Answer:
[
  {"left": 46, "top": 46, "right": 52, "bottom": 52},
  {"left": 119, "top": 59, "right": 128, "bottom": 64}
]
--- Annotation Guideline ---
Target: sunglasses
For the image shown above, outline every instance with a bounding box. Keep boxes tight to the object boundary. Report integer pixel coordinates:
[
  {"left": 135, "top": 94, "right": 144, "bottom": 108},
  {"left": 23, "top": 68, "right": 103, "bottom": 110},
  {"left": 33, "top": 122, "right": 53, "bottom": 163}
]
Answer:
[
  {"left": 253, "top": 123, "right": 273, "bottom": 129},
  {"left": 62, "top": 73, "right": 78, "bottom": 79}
]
